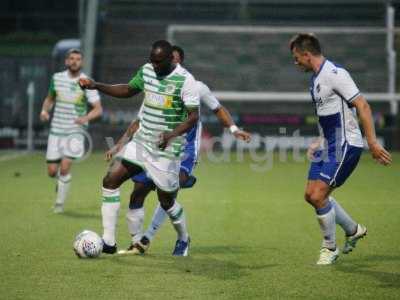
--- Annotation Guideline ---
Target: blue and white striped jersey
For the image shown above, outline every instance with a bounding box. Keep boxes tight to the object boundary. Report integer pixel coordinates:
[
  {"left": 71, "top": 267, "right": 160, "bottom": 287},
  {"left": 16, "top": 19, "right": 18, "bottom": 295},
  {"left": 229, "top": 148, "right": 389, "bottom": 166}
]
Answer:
[{"left": 310, "top": 60, "right": 363, "bottom": 148}]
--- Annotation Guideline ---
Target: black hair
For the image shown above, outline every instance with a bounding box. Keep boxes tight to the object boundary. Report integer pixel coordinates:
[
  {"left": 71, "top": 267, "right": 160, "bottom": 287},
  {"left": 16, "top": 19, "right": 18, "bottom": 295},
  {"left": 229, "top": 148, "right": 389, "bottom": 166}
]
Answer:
[
  {"left": 289, "top": 33, "right": 322, "bottom": 55},
  {"left": 172, "top": 45, "right": 185, "bottom": 63},
  {"left": 152, "top": 40, "right": 173, "bottom": 56}
]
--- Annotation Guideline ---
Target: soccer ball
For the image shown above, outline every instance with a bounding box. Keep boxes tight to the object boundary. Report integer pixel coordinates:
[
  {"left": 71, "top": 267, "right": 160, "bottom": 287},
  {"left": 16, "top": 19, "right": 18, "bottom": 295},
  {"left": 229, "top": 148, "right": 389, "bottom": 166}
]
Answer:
[{"left": 73, "top": 230, "right": 103, "bottom": 258}]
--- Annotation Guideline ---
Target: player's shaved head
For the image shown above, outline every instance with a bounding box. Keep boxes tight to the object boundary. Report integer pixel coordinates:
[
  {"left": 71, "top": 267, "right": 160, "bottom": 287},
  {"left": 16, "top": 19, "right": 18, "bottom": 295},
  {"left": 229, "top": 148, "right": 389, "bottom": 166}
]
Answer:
[
  {"left": 289, "top": 33, "right": 322, "bottom": 55},
  {"left": 150, "top": 40, "right": 174, "bottom": 77}
]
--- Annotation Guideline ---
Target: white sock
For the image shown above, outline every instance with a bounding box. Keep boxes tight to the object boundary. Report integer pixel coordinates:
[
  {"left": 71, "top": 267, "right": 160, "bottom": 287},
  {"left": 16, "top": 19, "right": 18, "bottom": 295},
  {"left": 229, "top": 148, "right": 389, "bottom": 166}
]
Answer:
[
  {"left": 329, "top": 196, "right": 357, "bottom": 236},
  {"left": 126, "top": 207, "right": 145, "bottom": 244},
  {"left": 144, "top": 203, "right": 168, "bottom": 241},
  {"left": 165, "top": 201, "right": 188, "bottom": 242},
  {"left": 316, "top": 201, "right": 336, "bottom": 250},
  {"left": 55, "top": 173, "right": 71, "bottom": 205},
  {"left": 101, "top": 187, "right": 120, "bottom": 246}
]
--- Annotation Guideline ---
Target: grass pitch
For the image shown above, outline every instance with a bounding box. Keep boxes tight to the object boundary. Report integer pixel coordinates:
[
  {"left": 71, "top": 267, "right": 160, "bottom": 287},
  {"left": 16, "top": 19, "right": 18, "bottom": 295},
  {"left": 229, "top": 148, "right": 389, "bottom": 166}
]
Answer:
[{"left": 0, "top": 152, "right": 399, "bottom": 299}]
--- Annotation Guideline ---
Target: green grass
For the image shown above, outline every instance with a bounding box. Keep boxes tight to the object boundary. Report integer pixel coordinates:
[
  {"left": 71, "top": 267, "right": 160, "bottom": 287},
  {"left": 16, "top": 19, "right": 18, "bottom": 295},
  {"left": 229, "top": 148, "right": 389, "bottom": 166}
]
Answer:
[{"left": 0, "top": 152, "right": 399, "bottom": 299}]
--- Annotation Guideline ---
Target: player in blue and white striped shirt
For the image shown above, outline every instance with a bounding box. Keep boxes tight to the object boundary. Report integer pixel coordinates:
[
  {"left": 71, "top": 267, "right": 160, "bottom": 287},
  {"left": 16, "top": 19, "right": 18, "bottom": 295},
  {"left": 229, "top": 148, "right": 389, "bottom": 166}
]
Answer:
[{"left": 290, "top": 33, "right": 392, "bottom": 265}]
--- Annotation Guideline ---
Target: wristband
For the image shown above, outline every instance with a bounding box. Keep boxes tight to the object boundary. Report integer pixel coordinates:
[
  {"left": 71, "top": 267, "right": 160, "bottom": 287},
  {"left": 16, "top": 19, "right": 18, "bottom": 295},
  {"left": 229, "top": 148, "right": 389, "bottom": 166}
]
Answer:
[{"left": 229, "top": 125, "right": 239, "bottom": 134}]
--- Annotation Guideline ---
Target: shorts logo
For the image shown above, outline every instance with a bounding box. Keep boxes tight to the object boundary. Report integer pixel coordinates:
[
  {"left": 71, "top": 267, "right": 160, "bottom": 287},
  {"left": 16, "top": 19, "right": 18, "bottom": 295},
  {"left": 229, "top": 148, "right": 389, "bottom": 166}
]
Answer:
[{"left": 320, "top": 172, "right": 331, "bottom": 180}]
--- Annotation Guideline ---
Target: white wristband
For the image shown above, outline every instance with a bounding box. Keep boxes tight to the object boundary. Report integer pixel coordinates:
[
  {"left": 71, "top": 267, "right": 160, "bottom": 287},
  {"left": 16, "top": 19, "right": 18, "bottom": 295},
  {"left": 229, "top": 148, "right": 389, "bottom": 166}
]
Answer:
[{"left": 229, "top": 125, "right": 239, "bottom": 134}]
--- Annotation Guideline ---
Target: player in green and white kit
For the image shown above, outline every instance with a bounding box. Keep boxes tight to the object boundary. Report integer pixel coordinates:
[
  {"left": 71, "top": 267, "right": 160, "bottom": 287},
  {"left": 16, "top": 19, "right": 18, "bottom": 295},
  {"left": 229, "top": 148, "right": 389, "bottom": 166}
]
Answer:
[
  {"left": 40, "top": 49, "right": 102, "bottom": 213},
  {"left": 79, "top": 40, "right": 200, "bottom": 256}
]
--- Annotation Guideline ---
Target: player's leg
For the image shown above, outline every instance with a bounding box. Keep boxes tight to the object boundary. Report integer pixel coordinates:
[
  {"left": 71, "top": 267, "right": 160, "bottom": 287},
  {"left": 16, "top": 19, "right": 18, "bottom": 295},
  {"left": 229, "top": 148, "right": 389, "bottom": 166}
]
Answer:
[
  {"left": 101, "top": 158, "right": 142, "bottom": 253},
  {"left": 45, "top": 134, "right": 63, "bottom": 211},
  {"left": 304, "top": 177, "right": 338, "bottom": 265},
  {"left": 53, "top": 158, "right": 73, "bottom": 213},
  {"left": 142, "top": 168, "right": 194, "bottom": 245},
  {"left": 47, "top": 162, "right": 59, "bottom": 178},
  {"left": 118, "top": 179, "right": 155, "bottom": 255},
  {"left": 329, "top": 145, "right": 366, "bottom": 254},
  {"left": 126, "top": 180, "right": 153, "bottom": 244},
  {"left": 157, "top": 188, "right": 190, "bottom": 256},
  {"left": 143, "top": 153, "right": 197, "bottom": 245}
]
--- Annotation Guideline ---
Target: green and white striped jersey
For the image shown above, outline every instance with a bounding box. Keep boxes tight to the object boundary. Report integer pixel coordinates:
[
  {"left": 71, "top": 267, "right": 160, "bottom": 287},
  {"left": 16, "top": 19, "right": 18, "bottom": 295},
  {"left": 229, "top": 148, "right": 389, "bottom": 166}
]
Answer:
[
  {"left": 48, "top": 71, "right": 100, "bottom": 136},
  {"left": 128, "top": 63, "right": 200, "bottom": 158}
]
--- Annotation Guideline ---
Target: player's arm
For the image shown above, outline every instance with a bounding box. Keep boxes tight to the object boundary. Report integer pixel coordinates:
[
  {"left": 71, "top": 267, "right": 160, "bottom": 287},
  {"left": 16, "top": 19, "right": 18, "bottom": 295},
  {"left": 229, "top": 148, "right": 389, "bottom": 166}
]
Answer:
[
  {"left": 79, "top": 67, "right": 145, "bottom": 98},
  {"left": 352, "top": 95, "right": 392, "bottom": 165},
  {"left": 79, "top": 78, "right": 140, "bottom": 98},
  {"left": 307, "top": 136, "right": 324, "bottom": 160},
  {"left": 105, "top": 120, "right": 140, "bottom": 161},
  {"left": 40, "top": 76, "right": 57, "bottom": 122},
  {"left": 214, "top": 106, "right": 251, "bottom": 142},
  {"left": 159, "top": 108, "right": 199, "bottom": 150},
  {"left": 200, "top": 82, "right": 251, "bottom": 142},
  {"left": 75, "top": 101, "right": 103, "bottom": 125},
  {"left": 40, "top": 94, "right": 55, "bottom": 122}
]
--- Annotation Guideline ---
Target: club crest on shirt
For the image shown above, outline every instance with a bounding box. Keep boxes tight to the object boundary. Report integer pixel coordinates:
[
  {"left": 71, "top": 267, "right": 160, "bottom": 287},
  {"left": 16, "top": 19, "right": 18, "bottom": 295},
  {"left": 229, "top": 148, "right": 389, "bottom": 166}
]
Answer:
[{"left": 165, "top": 84, "right": 176, "bottom": 94}]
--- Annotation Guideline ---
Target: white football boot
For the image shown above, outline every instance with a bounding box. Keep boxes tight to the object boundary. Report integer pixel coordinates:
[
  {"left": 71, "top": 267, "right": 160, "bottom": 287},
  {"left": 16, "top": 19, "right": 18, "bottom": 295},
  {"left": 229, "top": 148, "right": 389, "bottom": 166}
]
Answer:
[
  {"left": 53, "top": 203, "right": 64, "bottom": 214},
  {"left": 342, "top": 224, "right": 367, "bottom": 254},
  {"left": 316, "top": 248, "right": 339, "bottom": 265}
]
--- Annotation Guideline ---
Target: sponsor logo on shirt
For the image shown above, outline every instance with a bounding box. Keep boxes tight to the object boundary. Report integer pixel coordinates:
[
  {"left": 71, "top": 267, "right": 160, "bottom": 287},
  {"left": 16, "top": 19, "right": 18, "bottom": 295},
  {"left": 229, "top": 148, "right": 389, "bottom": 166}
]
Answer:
[{"left": 145, "top": 92, "right": 173, "bottom": 108}]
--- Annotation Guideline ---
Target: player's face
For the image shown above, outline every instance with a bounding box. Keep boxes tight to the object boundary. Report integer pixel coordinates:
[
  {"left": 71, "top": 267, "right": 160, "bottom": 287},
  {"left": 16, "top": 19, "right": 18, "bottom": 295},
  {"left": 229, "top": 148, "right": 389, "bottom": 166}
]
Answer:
[
  {"left": 172, "top": 50, "right": 182, "bottom": 64},
  {"left": 150, "top": 48, "right": 173, "bottom": 77},
  {"left": 292, "top": 48, "right": 312, "bottom": 72},
  {"left": 65, "top": 53, "right": 83, "bottom": 73}
]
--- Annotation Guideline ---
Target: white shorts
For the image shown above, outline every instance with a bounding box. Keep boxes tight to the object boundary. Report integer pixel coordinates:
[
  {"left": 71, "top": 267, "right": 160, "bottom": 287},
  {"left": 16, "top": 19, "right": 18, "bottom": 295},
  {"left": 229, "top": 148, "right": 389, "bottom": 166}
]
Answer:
[
  {"left": 46, "top": 133, "right": 85, "bottom": 162},
  {"left": 117, "top": 140, "right": 180, "bottom": 192}
]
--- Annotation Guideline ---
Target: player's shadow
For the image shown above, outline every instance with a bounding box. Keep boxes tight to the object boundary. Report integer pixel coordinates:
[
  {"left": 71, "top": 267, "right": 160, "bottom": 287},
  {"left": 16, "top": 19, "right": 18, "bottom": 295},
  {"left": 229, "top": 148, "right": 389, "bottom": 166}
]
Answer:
[
  {"left": 193, "top": 245, "right": 279, "bottom": 254},
  {"left": 112, "top": 245, "right": 277, "bottom": 280},
  {"left": 335, "top": 255, "right": 400, "bottom": 289},
  {"left": 61, "top": 211, "right": 100, "bottom": 219}
]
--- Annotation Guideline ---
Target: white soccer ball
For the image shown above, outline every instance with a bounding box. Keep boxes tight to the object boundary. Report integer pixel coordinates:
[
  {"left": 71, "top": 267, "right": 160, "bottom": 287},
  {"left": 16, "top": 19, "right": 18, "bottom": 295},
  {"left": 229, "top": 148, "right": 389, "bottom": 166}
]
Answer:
[{"left": 73, "top": 230, "right": 103, "bottom": 258}]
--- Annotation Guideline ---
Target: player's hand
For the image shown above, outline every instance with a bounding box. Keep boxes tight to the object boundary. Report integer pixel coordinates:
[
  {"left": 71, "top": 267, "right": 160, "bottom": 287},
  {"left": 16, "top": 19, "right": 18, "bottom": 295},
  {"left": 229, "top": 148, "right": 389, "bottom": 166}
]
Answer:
[
  {"left": 79, "top": 77, "right": 96, "bottom": 89},
  {"left": 307, "top": 139, "right": 322, "bottom": 161},
  {"left": 369, "top": 141, "right": 392, "bottom": 166},
  {"left": 40, "top": 110, "right": 50, "bottom": 122},
  {"left": 104, "top": 144, "right": 123, "bottom": 162},
  {"left": 233, "top": 130, "right": 251, "bottom": 143},
  {"left": 158, "top": 132, "right": 176, "bottom": 150},
  {"left": 75, "top": 116, "right": 88, "bottom": 125}
]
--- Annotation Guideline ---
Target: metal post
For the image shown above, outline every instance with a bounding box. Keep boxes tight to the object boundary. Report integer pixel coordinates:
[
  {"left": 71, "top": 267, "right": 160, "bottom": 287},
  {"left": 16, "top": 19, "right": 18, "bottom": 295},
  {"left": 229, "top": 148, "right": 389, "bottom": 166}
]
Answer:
[
  {"left": 386, "top": 1, "right": 397, "bottom": 115},
  {"left": 27, "top": 81, "right": 35, "bottom": 152},
  {"left": 83, "top": 0, "right": 99, "bottom": 77},
  {"left": 79, "top": 0, "right": 86, "bottom": 40}
]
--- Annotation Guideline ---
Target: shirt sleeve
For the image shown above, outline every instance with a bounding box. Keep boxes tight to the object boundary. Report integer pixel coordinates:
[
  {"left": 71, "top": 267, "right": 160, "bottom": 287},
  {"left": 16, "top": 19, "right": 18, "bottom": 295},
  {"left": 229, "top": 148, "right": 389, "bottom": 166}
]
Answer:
[
  {"left": 198, "top": 81, "right": 221, "bottom": 110},
  {"left": 128, "top": 67, "right": 145, "bottom": 91},
  {"left": 137, "top": 103, "right": 144, "bottom": 121},
  {"left": 331, "top": 68, "right": 360, "bottom": 103},
  {"left": 85, "top": 89, "right": 101, "bottom": 104},
  {"left": 181, "top": 74, "right": 200, "bottom": 109},
  {"left": 48, "top": 76, "right": 56, "bottom": 97}
]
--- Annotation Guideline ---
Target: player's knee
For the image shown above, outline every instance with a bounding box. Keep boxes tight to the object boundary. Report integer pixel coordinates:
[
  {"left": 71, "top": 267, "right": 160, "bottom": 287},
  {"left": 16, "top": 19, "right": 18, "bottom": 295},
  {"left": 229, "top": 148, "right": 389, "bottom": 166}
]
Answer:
[
  {"left": 179, "top": 172, "right": 189, "bottom": 186},
  {"left": 47, "top": 165, "right": 58, "bottom": 178},
  {"left": 129, "top": 190, "right": 145, "bottom": 209},
  {"left": 59, "top": 168, "right": 70, "bottom": 176},
  {"left": 159, "top": 199, "right": 174, "bottom": 211},
  {"left": 102, "top": 174, "right": 118, "bottom": 189},
  {"left": 304, "top": 190, "right": 324, "bottom": 207},
  {"left": 48, "top": 169, "right": 58, "bottom": 178}
]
